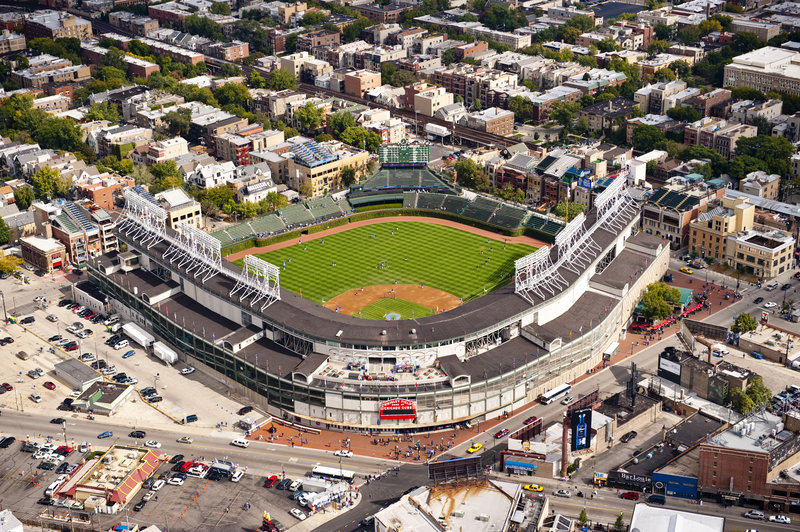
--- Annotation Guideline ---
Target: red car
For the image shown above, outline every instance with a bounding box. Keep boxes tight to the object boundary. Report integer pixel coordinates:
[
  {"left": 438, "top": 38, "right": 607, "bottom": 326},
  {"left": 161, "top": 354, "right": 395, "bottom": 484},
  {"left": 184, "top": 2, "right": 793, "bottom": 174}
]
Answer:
[
  {"left": 264, "top": 475, "right": 278, "bottom": 488},
  {"left": 620, "top": 491, "right": 640, "bottom": 500},
  {"left": 523, "top": 416, "right": 538, "bottom": 425},
  {"left": 2, "top": 383, "right": 12, "bottom": 391},
  {"left": 57, "top": 445, "right": 73, "bottom": 454},
  {"left": 65, "top": 344, "right": 79, "bottom": 352},
  {"left": 494, "top": 428, "right": 510, "bottom": 439},
  {"left": 794, "top": 272, "right": 800, "bottom": 280},
  {"left": 179, "top": 461, "right": 195, "bottom": 473},
  {"left": 43, "top": 381, "right": 56, "bottom": 390},
  {"left": 85, "top": 312, "right": 97, "bottom": 320}
]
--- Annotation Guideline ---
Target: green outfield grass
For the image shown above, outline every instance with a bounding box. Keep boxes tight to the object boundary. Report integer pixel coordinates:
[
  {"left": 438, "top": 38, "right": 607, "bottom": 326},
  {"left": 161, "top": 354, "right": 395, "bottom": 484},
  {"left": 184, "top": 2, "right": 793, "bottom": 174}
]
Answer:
[
  {"left": 241, "top": 221, "right": 535, "bottom": 305},
  {"left": 355, "top": 298, "right": 434, "bottom": 320}
]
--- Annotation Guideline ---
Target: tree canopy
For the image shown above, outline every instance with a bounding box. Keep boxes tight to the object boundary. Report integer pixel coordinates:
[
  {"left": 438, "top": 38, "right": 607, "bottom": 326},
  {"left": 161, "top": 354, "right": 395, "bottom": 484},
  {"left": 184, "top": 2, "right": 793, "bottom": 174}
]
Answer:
[
  {"left": 13, "top": 186, "right": 34, "bottom": 210},
  {"left": 32, "top": 166, "right": 71, "bottom": 200},
  {"left": 553, "top": 201, "right": 587, "bottom": 222},
  {"left": 295, "top": 102, "right": 326, "bottom": 132},
  {"left": 453, "top": 159, "right": 489, "bottom": 190},
  {"left": 732, "top": 312, "right": 758, "bottom": 334},
  {"left": 267, "top": 69, "right": 298, "bottom": 91},
  {"left": 640, "top": 282, "right": 681, "bottom": 320}
]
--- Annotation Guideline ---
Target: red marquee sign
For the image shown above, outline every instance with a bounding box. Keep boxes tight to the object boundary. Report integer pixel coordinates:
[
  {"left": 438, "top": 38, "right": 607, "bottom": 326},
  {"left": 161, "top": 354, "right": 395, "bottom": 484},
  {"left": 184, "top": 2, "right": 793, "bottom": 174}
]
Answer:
[{"left": 380, "top": 398, "right": 416, "bottom": 420}]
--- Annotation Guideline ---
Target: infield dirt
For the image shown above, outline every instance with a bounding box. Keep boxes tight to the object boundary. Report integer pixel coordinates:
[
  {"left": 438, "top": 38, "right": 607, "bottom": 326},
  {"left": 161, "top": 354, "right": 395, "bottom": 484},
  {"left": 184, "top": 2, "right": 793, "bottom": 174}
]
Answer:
[{"left": 324, "top": 284, "right": 462, "bottom": 316}]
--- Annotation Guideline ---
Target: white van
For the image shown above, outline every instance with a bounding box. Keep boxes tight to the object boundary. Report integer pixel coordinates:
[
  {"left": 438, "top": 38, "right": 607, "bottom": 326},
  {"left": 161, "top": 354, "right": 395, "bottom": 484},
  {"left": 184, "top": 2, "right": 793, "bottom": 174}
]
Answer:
[
  {"left": 113, "top": 339, "right": 129, "bottom": 350},
  {"left": 289, "top": 479, "right": 302, "bottom": 492},
  {"left": 765, "top": 281, "right": 779, "bottom": 291},
  {"left": 231, "top": 469, "right": 244, "bottom": 482},
  {"left": 45, "top": 475, "right": 67, "bottom": 496},
  {"left": 231, "top": 438, "right": 249, "bottom": 448},
  {"left": 104, "top": 314, "right": 120, "bottom": 326}
]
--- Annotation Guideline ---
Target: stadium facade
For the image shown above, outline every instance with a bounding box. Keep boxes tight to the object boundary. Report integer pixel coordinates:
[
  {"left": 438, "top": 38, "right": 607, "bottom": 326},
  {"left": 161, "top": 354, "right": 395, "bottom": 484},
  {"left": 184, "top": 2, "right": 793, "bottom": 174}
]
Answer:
[{"left": 87, "top": 176, "right": 668, "bottom": 433}]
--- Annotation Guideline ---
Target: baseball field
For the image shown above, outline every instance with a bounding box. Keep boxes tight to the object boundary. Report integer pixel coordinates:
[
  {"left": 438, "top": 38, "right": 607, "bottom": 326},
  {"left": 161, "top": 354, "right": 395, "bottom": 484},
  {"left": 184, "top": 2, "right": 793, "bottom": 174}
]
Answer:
[{"left": 238, "top": 221, "right": 535, "bottom": 319}]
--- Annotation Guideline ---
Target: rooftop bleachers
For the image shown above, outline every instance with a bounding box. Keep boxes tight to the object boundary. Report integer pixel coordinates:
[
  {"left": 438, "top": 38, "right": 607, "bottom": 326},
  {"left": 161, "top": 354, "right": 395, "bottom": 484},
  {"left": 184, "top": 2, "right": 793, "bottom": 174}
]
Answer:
[
  {"left": 403, "top": 192, "right": 417, "bottom": 208},
  {"left": 211, "top": 229, "right": 234, "bottom": 247},
  {"left": 224, "top": 222, "right": 256, "bottom": 242},
  {"left": 490, "top": 204, "right": 527, "bottom": 229},
  {"left": 527, "top": 216, "right": 546, "bottom": 230},
  {"left": 249, "top": 214, "right": 286, "bottom": 236},
  {"left": 442, "top": 195, "right": 469, "bottom": 215},
  {"left": 416, "top": 192, "right": 446, "bottom": 210},
  {"left": 279, "top": 204, "right": 314, "bottom": 227}
]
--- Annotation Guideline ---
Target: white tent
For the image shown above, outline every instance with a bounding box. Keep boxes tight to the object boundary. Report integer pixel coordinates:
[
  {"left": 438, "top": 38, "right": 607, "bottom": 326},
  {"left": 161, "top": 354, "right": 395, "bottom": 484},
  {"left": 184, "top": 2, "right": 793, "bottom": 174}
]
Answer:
[
  {"left": 122, "top": 322, "right": 155, "bottom": 348},
  {"left": 153, "top": 342, "right": 178, "bottom": 365}
]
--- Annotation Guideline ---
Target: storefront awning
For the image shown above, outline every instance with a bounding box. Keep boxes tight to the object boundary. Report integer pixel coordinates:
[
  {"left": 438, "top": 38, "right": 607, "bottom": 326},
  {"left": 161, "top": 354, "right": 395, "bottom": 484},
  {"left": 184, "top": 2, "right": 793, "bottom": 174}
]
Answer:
[{"left": 505, "top": 460, "right": 537, "bottom": 471}]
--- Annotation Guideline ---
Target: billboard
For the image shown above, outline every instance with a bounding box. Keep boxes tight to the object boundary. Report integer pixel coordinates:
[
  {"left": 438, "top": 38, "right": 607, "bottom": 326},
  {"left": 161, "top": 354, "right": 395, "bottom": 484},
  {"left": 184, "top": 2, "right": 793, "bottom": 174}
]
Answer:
[
  {"left": 571, "top": 408, "right": 592, "bottom": 452},
  {"left": 379, "top": 398, "right": 416, "bottom": 419},
  {"left": 428, "top": 456, "right": 484, "bottom": 485},
  {"left": 577, "top": 177, "right": 592, "bottom": 190},
  {"left": 658, "top": 352, "right": 682, "bottom": 385}
]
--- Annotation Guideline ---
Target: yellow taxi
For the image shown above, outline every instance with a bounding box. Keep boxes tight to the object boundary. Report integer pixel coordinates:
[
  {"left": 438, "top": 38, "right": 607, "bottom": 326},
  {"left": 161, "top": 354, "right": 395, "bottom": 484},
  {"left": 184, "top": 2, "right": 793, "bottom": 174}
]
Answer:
[
  {"left": 467, "top": 443, "right": 483, "bottom": 454},
  {"left": 523, "top": 484, "right": 544, "bottom": 492},
  {"left": 680, "top": 267, "right": 693, "bottom": 274}
]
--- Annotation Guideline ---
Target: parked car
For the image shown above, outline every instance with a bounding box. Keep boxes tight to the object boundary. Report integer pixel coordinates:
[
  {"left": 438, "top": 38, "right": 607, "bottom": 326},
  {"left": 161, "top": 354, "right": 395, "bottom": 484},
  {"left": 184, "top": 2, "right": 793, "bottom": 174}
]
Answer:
[
  {"left": 97, "top": 431, "right": 113, "bottom": 439},
  {"left": 754, "top": 297, "right": 764, "bottom": 304},
  {"left": 620, "top": 492, "right": 639, "bottom": 500},
  {"left": 237, "top": 406, "right": 253, "bottom": 415},
  {"left": 744, "top": 510, "right": 765, "bottom": 520},
  {"left": 620, "top": 431, "right": 638, "bottom": 443},
  {"left": 494, "top": 428, "right": 510, "bottom": 438},
  {"left": 180, "top": 367, "right": 195, "bottom": 375},
  {"left": 264, "top": 475, "right": 278, "bottom": 488},
  {"left": 167, "top": 477, "right": 184, "bottom": 486},
  {"left": 289, "top": 508, "right": 306, "bottom": 520},
  {"left": 122, "top": 350, "right": 135, "bottom": 359},
  {"left": 29, "top": 393, "right": 42, "bottom": 403},
  {"left": 133, "top": 501, "right": 146, "bottom": 512},
  {"left": 553, "top": 489, "right": 571, "bottom": 498},
  {"left": 151, "top": 479, "right": 165, "bottom": 491},
  {"left": 129, "top": 431, "right": 146, "bottom": 438},
  {"left": 43, "top": 381, "right": 56, "bottom": 390},
  {"left": 47, "top": 315, "right": 58, "bottom": 322}
]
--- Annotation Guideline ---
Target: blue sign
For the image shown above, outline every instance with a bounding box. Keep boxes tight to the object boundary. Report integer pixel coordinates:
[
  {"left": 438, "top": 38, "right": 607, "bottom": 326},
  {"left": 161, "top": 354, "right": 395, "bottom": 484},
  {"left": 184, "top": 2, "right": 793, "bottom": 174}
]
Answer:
[
  {"left": 578, "top": 177, "right": 593, "bottom": 190},
  {"left": 571, "top": 409, "right": 592, "bottom": 451}
]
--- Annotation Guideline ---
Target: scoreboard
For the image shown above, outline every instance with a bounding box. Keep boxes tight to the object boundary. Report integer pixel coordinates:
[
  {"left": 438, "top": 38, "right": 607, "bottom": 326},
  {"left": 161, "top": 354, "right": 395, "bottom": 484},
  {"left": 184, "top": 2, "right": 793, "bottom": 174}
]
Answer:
[{"left": 378, "top": 139, "right": 429, "bottom": 167}]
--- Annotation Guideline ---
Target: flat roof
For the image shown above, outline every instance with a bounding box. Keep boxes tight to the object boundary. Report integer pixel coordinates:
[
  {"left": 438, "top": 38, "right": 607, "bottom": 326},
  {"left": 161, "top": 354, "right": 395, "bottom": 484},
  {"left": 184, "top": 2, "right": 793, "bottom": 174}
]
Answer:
[
  {"left": 54, "top": 358, "right": 102, "bottom": 384},
  {"left": 596, "top": 390, "right": 660, "bottom": 428},
  {"left": 707, "top": 411, "right": 784, "bottom": 454},
  {"left": 656, "top": 445, "right": 700, "bottom": 478},
  {"left": 630, "top": 503, "right": 723, "bottom": 532},
  {"left": 592, "top": 248, "right": 652, "bottom": 290}
]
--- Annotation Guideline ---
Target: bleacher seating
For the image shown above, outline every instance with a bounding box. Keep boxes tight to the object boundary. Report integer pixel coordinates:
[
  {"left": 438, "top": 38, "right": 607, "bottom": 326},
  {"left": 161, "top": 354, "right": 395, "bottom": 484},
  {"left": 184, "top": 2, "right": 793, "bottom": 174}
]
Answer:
[
  {"left": 249, "top": 214, "right": 286, "bottom": 235},
  {"left": 212, "top": 229, "right": 234, "bottom": 247},
  {"left": 491, "top": 205, "right": 527, "bottom": 229},
  {"left": 306, "top": 196, "right": 344, "bottom": 220},
  {"left": 442, "top": 195, "right": 469, "bottom": 215},
  {"left": 541, "top": 221, "right": 564, "bottom": 236},
  {"left": 224, "top": 222, "right": 256, "bottom": 242},
  {"left": 461, "top": 196, "right": 499, "bottom": 223},
  {"left": 279, "top": 204, "right": 314, "bottom": 227},
  {"left": 403, "top": 192, "right": 417, "bottom": 208},
  {"left": 527, "top": 216, "right": 546, "bottom": 230},
  {"left": 416, "top": 193, "right": 446, "bottom": 210}
]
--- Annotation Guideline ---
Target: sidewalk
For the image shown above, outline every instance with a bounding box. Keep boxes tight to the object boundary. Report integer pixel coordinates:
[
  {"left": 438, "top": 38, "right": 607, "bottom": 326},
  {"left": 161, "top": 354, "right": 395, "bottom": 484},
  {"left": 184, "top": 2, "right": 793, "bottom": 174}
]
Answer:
[
  {"left": 249, "top": 268, "right": 740, "bottom": 461},
  {"left": 293, "top": 492, "right": 362, "bottom": 531}
]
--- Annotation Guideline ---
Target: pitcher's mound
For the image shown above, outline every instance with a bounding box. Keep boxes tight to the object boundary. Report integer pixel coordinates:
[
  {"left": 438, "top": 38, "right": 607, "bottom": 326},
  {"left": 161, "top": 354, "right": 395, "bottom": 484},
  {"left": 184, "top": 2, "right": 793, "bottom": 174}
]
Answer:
[{"left": 324, "top": 285, "right": 462, "bottom": 319}]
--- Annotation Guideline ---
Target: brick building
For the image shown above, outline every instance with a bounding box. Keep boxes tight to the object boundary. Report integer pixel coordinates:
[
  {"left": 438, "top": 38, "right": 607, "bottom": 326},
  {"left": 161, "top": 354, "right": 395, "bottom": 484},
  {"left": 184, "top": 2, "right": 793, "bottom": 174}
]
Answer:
[
  {"left": 24, "top": 10, "right": 92, "bottom": 40},
  {"left": 297, "top": 29, "right": 340, "bottom": 53}
]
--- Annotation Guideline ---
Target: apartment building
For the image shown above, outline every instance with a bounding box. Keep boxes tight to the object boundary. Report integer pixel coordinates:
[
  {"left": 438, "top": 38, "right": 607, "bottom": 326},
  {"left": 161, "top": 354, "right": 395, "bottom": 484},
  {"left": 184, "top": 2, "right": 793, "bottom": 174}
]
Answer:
[
  {"left": 280, "top": 51, "right": 313, "bottom": 78},
  {"left": 626, "top": 114, "right": 680, "bottom": 144},
  {"left": 76, "top": 175, "right": 135, "bottom": 211},
  {"left": 634, "top": 80, "right": 698, "bottom": 115},
  {"left": 690, "top": 195, "right": 794, "bottom": 277},
  {"left": 12, "top": 61, "right": 91, "bottom": 90},
  {"left": 31, "top": 94, "right": 70, "bottom": 114},
  {"left": 579, "top": 98, "right": 640, "bottom": 133},
  {"left": 96, "top": 125, "right": 153, "bottom": 158},
  {"left": 388, "top": 27, "right": 426, "bottom": 49},
  {"left": 431, "top": 64, "right": 517, "bottom": 109},
  {"left": 689, "top": 88, "right": 731, "bottom": 117},
  {"left": 39, "top": 200, "right": 117, "bottom": 267},
  {"left": 413, "top": 84, "right": 454, "bottom": 117},
  {"left": 155, "top": 188, "right": 202, "bottom": 229},
  {"left": 729, "top": 99, "right": 783, "bottom": 124},
  {"left": 361, "top": 45, "right": 408, "bottom": 72},
  {"left": 20, "top": 236, "right": 66, "bottom": 273},
  {"left": 684, "top": 118, "right": 757, "bottom": 160},
  {"left": 531, "top": 86, "right": 582, "bottom": 121},
  {"left": 731, "top": 19, "right": 781, "bottom": 41},
  {"left": 642, "top": 187, "right": 714, "bottom": 248},
  {"left": 739, "top": 170, "right": 780, "bottom": 200},
  {"left": 80, "top": 43, "right": 159, "bottom": 79},
  {"left": 454, "top": 41, "right": 489, "bottom": 61},
  {"left": 108, "top": 11, "right": 158, "bottom": 36},
  {"left": 466, "top": 107, "right": 514, "bottom": 136},
  {"left": 0, "top": 30, "right": 25, "bottom": 54},
  {"left": 287, "top": 140, "right": 369, "bottom": 198},
  {"left": 355, "top": 3, "right": 412, "bottom": 24},
  {"left": 343, "top": 70, "right": 381, "bottom": 98},
  {"left": 24, "top": 10, "right": 92, "bottom": 40},
  {"left": 297, "top": 29, "right": 340, "bottom": 53},
  {"left": 205, "top": 41, "right": 249, "bottom": 62},
  {"left": 724, "top": 46, "right": 800, "bottom": 96},
  {"left": 146, "top": 137, "right": 189, "bottom": 166}
]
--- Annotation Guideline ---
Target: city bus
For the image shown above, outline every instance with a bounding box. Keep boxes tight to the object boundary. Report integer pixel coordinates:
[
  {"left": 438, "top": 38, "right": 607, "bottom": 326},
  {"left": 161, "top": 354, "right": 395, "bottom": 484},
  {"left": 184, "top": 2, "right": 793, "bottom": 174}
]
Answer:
[
  {"left": 539, "top": 383, "right": 572, "bottom": 405},
  {"left": 311, "top": 465, "right": 355, "bottom": 483}
]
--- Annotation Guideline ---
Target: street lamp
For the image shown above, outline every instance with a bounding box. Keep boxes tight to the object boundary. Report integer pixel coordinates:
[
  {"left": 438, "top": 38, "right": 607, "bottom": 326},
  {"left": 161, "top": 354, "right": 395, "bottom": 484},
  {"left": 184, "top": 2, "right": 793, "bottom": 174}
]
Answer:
[{"left": 0, "top": 290, "right": 6, "bottom": 322}]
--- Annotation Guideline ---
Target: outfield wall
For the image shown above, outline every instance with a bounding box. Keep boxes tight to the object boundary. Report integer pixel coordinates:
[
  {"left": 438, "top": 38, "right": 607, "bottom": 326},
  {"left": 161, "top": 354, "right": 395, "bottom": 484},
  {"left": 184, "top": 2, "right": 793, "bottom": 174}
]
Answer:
[{"left": 219, "top": 208, "right": 557, "bottom": 257}]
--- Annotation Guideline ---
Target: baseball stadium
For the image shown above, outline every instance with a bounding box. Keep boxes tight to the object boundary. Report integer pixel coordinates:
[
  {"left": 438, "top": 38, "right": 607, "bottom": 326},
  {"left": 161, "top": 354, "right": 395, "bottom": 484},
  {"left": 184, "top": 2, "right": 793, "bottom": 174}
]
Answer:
[{"left": 86, "top": 142, "right": 669, "bottom": 433}]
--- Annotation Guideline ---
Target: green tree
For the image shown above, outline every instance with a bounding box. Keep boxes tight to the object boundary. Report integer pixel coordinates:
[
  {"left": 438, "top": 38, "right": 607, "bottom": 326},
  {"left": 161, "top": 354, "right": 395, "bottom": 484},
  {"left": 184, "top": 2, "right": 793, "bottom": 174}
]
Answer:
[
  {"left": 300, "top": 11, "right": 327, "bottom": 26},
  {"left": 710, "top": 14, "right": 733, "bottom": 31},
  {"left": 680, "top": 145, "right": 728, "bottom": 176},
  {"left": 215, "top": 83, "right": 252, "bottom": 108},
  {"left": 203, "top": 185, "right": 234, "bottom": 209},
  {"left": 102, "top": 155, "right": 134, "bottom": 176},
  {"left": 210, "top": 1, "right": 231, "bottom": 15},
  {"left": 553, "top": 201, "right": 586, "bottom": 221},
  {"left": 267, "top": 69, "right": 298, "bottom": 91},
  {"left": 248, "top": 70, "right": 266, "bottom": 89},
  {"left": 730, "top": 387, "right": 756, "bottom": 415},
  {"left": 13, "top": 186, "right": 34, "bottom": 210},
  {"left": 453, "top": 159, "right": 489, "bottom": 190},
  {"left": 185, "top": 14, "right": 225, "bottom": 41},
  {"left": 699, "top": 19, "right": 722, "bottom": 36},
  {"left": 392, "top": 70, "right": 416, "bottom": 87},
  {"left": 0, "top": 255, "right": 22, "bottom": 274},
  {"left": 150, "top": 160, "right": 184, "bottom": 193},
  {"left": 342, "top": 16, "right": 372, "bottom": 43},
  {"left": 164, "top": 108, "right": 192, "bottom": 136},
  {"left": 745, "top": 375, "right": 772, "bottom": 411},
  {"left": 640, "top": 282, "right": 681, "bottom": 320},
  {"left": 672, "top": 60, "right": 691, "bottom": 78},
  {"left": 729, "top": 155, "right": 765, "bottom": 181},
  {"left": 732, "top": 312, "right": 758, "bottom": 333},
  {"left": 731, "top": 87, "right": 766, "bottom": 101},
  {"left": 632, "top": 124, "right": 666, "bottom": 152},
  {"left": 677, "top": 25, "right": 701, "bottom": 46},
  {"left": 549, "top": 101, "right": 580, "bottom": 128},
  {"left": 666, "top": 106, "right": 701, "bottom": 122},
  {"left": 441, "top": 48, "right": 458, "bottom": 66},
  {"left": 339, "top": 126, "right": 381, "bottom": 152},
  {"left": 32, "top": 166, "right": 61, "bottom": 200},
  {"left": 578, "top": 509, "right": 588, "bottom": 525},
  {"left": 295, "top": 102, "right": 326, "bottom": 132},
  {"left": 749, "top": 115, "right": 771, "bottom": 136},
  {"left": 131, "top": 164, "right": 154, "bottom": 186},
  {"left": 652, "top": 67, "right": 676, "bottom": 82},
  {"left": 85, "top": 101, "right": 121, "bottom": 123},
  {"left": 479, "top": 4, "right": 528, "bottom": 31},
  {"left": 732, "top": 31, "right": 761, "bottom": 53},
  {"left": 613, "top": 513, "right": 625, "bottom": 532},
  {"left": 654, "top": 23, "right": 673, "bottom": 40},
  {"left": 104, "top": 47, "right": 128, "bottom": 71},
  {"left": 265, "top": 190, "right": 288, "bottom": 211},
  {"left": 298, "top": 181, "right": 313, "bottom": 198},
  {"left": 647, "top": 39, "right": 670, "bottom": 56},
  {"left": 340, "top": 166, "right": 357, "bottom": 187},
  {"left": 330, "top": 111, "right": 358, "bottom": 138},
  {"left": 509, "top": 95, "right": 533, "bottom": 123},
  {"left": 128, "top": 39, "right": 151, "bottom": 57},
  {"left": 735, "top": 135, "right": 794, "bottom": 177},
  {"left": 596, "top": 38, "right": 620, "bottom": 53},
  {"left": 0, "top": 217, "right": 10, "bottom": 245}
]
